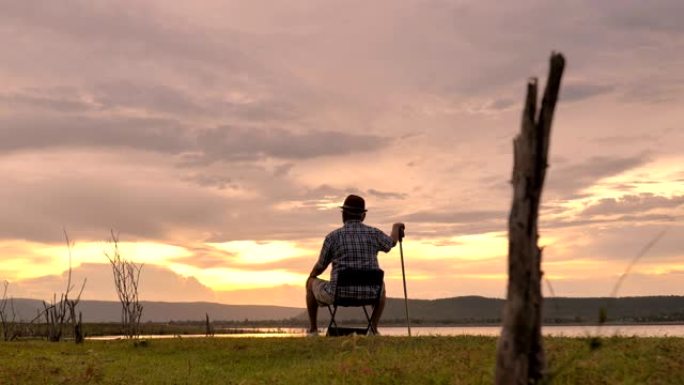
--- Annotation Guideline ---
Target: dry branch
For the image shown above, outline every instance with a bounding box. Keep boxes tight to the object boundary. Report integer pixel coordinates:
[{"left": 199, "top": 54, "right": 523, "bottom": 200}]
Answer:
[
  {"left": 0, "top": 281, "right": 19, "bottom": 341},
  {"left": 43, "top": 231, "right": 87, "bottom": 342},
  {"left": 105, "top": 230, "right": 144, "bottom": 339}
]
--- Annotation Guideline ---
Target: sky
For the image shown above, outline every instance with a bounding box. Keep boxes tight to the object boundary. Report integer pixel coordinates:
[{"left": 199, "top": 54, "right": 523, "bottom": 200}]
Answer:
[{"left": 1, "top": 0, "right": 683, "bottom": 307}]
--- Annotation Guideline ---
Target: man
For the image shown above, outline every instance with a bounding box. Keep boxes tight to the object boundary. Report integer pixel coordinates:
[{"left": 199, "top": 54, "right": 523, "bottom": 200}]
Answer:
[{"left": 306, "top": 194, "right": 405, "bottom": 335}]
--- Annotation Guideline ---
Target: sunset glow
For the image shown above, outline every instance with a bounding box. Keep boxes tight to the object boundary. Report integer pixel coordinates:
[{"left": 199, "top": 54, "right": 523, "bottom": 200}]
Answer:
[
  {"left": 206, "top": 241, "right": 309, "bottom": 265},
  {"left": 1, "top": 0, "right": 683, "bottom": 307}
]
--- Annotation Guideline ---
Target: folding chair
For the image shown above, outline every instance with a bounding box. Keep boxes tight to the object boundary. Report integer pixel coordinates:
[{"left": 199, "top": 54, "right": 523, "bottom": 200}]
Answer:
[{"left": 324, "top": 268, "right": 384, "bottom": 337}]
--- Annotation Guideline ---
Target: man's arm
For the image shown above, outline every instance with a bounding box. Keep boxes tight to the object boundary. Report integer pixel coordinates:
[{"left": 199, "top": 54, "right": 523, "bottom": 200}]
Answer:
[
  {"left": 309, "top": 236, "right": 332, "bottom": 279},
  {"left": 377, "top": 223, "right": 406, "bottom": 252},
  {"left": 308, "top": 264, "right": 326, "bottom": 279}
]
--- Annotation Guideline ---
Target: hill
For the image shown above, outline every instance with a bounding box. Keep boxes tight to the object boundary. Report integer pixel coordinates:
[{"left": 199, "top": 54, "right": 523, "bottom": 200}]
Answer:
[
  {"left": 300, "top": 295, "right": 684, "bottom": 324},
  {"left": 7, "top": 295, "right": 684, "bottom": 324},
  {"left": 9, "top": 299, "right": 302, "bottom": 323}
]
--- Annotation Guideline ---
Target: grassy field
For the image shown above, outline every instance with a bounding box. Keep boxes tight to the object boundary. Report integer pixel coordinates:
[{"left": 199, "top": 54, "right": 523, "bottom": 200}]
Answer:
[{"left": 1, "top": 336, "right": 682, "bottom": 384}]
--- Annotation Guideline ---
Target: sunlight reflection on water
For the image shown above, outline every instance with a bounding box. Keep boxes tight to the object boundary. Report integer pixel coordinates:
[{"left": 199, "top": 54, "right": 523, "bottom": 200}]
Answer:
[
  {"left": 377, "top": 324, "right": 684, "bottom": 337},
  {"left": 87, "top": 324, "right": 684, "bottom": 340}
]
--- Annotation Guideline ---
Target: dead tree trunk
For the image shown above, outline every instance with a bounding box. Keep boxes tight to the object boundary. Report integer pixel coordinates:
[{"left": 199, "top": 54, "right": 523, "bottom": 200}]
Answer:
[
  {"left": 495, "top": 52, "right": 565, "bottom": 385},
  {"left": 68, "top": 301, "right": 84, "bottom": 344},
  {"left": 205, "top": 313, "right": 214, "bottom": 337},
  {"left": 74, "top": 311, "right": 84, "bottom": 344}
]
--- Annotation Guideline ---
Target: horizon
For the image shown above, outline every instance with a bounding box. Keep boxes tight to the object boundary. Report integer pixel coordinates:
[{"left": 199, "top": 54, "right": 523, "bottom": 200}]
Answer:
[
  {"left": 10, "top": 292, "right": 684, "bottom": 307},
  {"left": 1, "top": 0, "right": 683, "bottom": 308}
]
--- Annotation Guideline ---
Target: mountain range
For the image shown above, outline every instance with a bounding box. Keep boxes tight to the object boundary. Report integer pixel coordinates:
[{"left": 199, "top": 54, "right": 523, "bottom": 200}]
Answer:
[{"left": 6, "top": 295, "right": 684, "bottom": 324}]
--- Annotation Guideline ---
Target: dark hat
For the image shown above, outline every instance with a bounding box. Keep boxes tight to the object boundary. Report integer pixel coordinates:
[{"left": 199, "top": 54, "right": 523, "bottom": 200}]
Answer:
[{"left": 340, "top": 194, "right": 367, "bottom": 213}]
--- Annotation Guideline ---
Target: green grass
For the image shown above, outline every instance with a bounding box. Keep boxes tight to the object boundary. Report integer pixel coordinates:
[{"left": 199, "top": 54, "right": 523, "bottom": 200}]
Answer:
[{"left": 1, "top": 336, "right": 682, "bottom": 384}]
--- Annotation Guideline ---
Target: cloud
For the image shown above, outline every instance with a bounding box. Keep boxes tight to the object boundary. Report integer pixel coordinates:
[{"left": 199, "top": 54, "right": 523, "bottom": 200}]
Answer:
[
  {"left": 92, "top": 81, "right": 206, "bottom": 115},
  {"left": 581, "top": 194, "right": 684, "bottom": 217},
  {"left": 0, "top": 83, "right": 304, "bottom": 128},
  {"left": 395, "top": 209, "right": 507, "bottom": 238},
  {"left": 0, "top": 87, "right": 94, "bottom": 113},
  {"left": 600, "top": 0, "right": 684, "bottom": 34},
  {"left": 0, "top": 0, "right": 253, "bottom": 72},
  {"left": 193, "top": 126, "right": 390, "bottom": 162},
  {"left": 0, "top": 145, "right": 386, "bottom": 244},
  {"left": 182, "top": 173, "right": 239, "bottom": 191},
  {"left": 547, "top": 223, "right": 684, "bottom": 263},
  {"left": 367, "top": 189, "right": 407, "bottom": 200},
  {"left": 0, "top": 114, "right": 191, "bottom": 155},
  {"left": 546, "top": 154, "right": 651, "bottom": 198},
  {"left": 490, "top": 98, "right": 517, "bottom": 110},
  {"left": 561, "top": 83, "right": 614, "bottom": 102},
  {"left": 0, "top": 159, "right": 233, "bottom": 242},
  {"left": 403, "top": 210, "right": 504, "bottom": 224},
  {"left": 542, "top": 193, "right": 684, "bottom": 232},
  {"left": 214, "top": 255, "right": 316, "bottom": 274},
  {"left": 1, "top": 0, "right": 683, "bottom": 300},
  {"left": 8, "top": 263, "right": 216, "bottom": 303},
  {"left": 0, "top": 112, "right": 390, "bottom": 165},
  {"left": 92, "top": 81, "right": 303, "bottom": 122},
  {"left": 544, "top": 271, "right": 684, "bottom": 298},
  {"left": 273, "top": 163, "right": 295, "bottom": 177},
  {"left": 215, "top": 285, "right": 305, "bottom": 306},
  {"left": 620, "top": 79, "right": 683, "bottom": 104},
  {"left": 544, "top": 213, "right": 678, "bottom": 231},
  {"left": 593, "top": 133, "right": 661, "bottom": 146},
  {"left": 173, "top": 245, "right": 236, "bottom": 269}
]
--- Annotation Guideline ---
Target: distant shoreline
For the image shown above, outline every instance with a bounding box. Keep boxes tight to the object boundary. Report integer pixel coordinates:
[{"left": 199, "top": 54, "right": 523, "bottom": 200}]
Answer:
[
  {"left": 8, "top": 296, "right": 684, "bottom": 327},
  {"left": 6, "top": 321, "right": 684, "bottom": 339}
]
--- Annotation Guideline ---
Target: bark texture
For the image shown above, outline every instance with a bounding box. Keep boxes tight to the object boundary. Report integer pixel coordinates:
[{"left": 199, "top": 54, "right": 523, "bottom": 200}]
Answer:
[{"left": 495, "top": 53, "right": 565, "bottom": 385}]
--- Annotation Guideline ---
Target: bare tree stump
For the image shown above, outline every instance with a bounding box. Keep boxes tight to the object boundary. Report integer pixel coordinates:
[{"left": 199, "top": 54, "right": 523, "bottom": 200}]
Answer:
[
  {"left": 495, "top": 52, "right": 565, "bottom": 385},
  {"left": 74, "top": 311, "right": 84, "bottom": 344},
  {"left": 205, "top": 313, "right": 214, "bottom": 337}
]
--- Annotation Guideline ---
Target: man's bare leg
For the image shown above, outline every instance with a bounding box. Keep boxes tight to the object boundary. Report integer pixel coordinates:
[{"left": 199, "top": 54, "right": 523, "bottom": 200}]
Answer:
[
  {"left": 305, "top": 278, "right": 318, "bottom": 333},
  {"left": 370, "top": 289, "right": 386, "bottom": 334}
]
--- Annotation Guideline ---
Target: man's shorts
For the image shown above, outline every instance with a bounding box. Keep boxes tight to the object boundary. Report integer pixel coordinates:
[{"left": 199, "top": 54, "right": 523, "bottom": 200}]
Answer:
[{"left": 309, "top": 277, "right": 334, "bottom": 305}]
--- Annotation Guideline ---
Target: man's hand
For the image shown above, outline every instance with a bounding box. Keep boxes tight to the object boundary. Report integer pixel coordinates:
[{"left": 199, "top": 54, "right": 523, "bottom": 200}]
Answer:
[
  {"left": 391, "top": 222, "right": 406, "bottom": 243},
  {"left": 398, "top": 223, "right": 405, "bottom": 241}
]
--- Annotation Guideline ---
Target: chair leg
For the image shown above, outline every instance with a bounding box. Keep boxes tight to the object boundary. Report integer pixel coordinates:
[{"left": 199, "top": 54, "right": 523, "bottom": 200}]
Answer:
[
  {"left": 326, "top": 305, "right": 338, "bottom": 336},
  {"left": 362, "top": 305, "right": 372, "bottom": 334}
]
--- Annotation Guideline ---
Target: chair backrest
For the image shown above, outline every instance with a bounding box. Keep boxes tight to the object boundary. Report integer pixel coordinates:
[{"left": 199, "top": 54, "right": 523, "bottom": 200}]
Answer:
[
  {"left": 334, "top": 269, "right": 384, "bottom": 306},
  {"left": 337, "top": 269, "right": 384, "bottom": 287}
]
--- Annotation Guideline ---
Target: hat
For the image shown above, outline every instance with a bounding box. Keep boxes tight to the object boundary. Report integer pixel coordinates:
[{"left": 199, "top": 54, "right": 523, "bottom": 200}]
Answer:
[{"left": 340, "top": 194, "right": 367, "bottom": 213}]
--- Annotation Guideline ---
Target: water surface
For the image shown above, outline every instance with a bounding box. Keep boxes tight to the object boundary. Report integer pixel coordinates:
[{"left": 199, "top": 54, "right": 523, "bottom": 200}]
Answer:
[
  {"left": 377, "top": 324, "right": 684, "bottom": 337},
  {"left": 88, "top": 324, "right": 684, "bottom": 340}
]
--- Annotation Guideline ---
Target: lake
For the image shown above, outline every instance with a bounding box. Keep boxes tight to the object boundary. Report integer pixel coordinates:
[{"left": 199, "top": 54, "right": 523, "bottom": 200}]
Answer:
[
  {"left": 88, "top": 324, "right": 684, "bottom": 340},
  {"left": 376, "top": 324, "right": 684, "bottom": 337}
]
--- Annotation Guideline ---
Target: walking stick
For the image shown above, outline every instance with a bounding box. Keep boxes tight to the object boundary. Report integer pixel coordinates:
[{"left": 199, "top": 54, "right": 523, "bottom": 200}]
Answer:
[{"left": 399, "top": 229, "right": 411, "bottom": 337}]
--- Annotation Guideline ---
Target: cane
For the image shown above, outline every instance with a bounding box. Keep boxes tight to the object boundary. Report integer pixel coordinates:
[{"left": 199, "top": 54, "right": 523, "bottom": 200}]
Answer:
[{"left": 398, "top": 226, "right": 411, "bottom": 337}]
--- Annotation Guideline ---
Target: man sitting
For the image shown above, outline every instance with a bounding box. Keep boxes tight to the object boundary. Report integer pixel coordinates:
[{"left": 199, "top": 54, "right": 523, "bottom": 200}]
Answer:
[{"left": 305, "top": 194, "right": 405, "bottom": 335}]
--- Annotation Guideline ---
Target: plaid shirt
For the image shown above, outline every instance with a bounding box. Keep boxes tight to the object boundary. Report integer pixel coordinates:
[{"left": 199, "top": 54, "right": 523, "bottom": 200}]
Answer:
[{"left": 314, "top": 220, "right": 395, "bottom": 300}]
